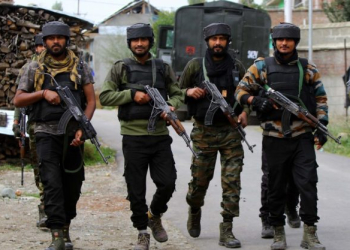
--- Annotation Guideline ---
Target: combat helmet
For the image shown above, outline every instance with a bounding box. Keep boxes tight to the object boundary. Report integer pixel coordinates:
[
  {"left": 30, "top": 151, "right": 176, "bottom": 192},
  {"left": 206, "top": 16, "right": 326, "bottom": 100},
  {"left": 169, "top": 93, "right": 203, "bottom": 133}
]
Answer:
[
  {"left": 126, "top": 23, "right": 154, "bottom": 48},
  {"left": 34, "top": 33, "right": 44, "bottom": 46},
  {"left": 42, "top": 21, "right": 71, "bottom": 45},
  {"left": 271, "top": 22, "right": 300, "bottom": 45},
  {"left": 203, "top": 23, "right": 231, "bottom": 41}
]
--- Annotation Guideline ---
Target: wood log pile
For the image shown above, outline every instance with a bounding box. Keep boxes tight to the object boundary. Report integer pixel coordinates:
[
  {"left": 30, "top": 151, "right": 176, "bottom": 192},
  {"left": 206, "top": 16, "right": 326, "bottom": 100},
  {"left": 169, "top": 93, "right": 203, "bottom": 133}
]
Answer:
[{"left": 0, "top": 2, "right": 93, "bottom": 109}]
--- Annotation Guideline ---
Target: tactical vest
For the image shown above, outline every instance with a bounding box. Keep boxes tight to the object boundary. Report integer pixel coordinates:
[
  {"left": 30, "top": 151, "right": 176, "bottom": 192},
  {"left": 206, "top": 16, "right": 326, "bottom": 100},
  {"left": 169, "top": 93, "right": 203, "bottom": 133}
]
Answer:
[
  {"left": 31, "top": 71, "right": 83, "bottom": 122},
  {"left": 260, "top": 57, "right": 317, "bottom": 121},
  {"left": 118, "top": 58, "right": 167, "bottom": 121},
  {"left": 187, "top": 57, "right": 242, "bottom": 123}
]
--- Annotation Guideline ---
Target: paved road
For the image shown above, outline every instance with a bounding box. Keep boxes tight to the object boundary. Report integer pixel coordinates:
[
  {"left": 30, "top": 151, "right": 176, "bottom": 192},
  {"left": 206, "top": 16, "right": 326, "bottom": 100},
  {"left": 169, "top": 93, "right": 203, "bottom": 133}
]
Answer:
[{"left": 92, "top": 109, "right": 350, "bottom": 250}]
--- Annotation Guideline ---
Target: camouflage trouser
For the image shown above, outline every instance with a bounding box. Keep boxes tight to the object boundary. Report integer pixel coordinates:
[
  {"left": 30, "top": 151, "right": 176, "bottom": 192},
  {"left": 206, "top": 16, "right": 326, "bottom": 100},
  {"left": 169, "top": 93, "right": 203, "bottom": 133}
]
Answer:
[
  {"left": 28, "top": 122, "right": 44, "bottom": 202},
  {"left": 186, "top": 121, "right": 244, "bottom": 219}
]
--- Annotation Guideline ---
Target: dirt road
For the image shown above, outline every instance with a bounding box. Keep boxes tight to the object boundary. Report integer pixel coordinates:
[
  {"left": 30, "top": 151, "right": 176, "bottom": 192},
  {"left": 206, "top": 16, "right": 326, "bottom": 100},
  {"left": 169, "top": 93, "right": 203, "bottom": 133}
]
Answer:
[{"left": 0, "top": 163, "right": 197, "bottom": 250}]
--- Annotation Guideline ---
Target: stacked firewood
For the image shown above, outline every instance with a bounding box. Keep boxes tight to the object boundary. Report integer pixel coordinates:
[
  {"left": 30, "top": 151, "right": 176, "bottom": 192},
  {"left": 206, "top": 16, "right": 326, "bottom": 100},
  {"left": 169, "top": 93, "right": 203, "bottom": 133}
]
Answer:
[{"left": 0, "top": 3, "right": 92, "bottom": 108}]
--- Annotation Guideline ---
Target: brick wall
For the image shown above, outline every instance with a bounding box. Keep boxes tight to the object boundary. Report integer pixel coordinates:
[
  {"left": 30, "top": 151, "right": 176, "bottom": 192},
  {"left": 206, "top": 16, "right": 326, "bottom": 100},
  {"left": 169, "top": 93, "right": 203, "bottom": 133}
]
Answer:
[{"left": 268, "top": 9, "right": 330, "bottom": 27}]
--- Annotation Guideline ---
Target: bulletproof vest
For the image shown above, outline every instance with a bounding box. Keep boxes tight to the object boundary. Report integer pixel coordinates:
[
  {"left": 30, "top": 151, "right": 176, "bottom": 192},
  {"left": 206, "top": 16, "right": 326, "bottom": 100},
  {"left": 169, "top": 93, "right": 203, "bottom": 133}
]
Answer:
[
  {"left": 31, "top": 71, "right": 82, "bottom": 122},
  {"left": 187, "top": 57, "right": 242, "bottom": 123},
  {"left": 260, "top": 57, "right": 316, "bottom": 121},
  {"left": 118, "top": 58, "right": 167, "bottom": 121}
]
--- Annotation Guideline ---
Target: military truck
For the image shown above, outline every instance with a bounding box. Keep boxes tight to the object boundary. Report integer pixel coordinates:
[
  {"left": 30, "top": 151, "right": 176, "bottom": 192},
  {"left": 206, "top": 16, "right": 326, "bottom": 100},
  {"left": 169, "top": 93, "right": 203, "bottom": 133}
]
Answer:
[{"left": 156, "top": 0, "right": 271, "bottom": 121}]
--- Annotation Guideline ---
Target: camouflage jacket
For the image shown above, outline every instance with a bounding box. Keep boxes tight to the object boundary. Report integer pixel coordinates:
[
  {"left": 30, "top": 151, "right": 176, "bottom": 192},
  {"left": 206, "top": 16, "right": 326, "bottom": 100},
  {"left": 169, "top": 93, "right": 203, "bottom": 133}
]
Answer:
[{"left": 235, "top": 56, "right": 328, "bottom": 138}]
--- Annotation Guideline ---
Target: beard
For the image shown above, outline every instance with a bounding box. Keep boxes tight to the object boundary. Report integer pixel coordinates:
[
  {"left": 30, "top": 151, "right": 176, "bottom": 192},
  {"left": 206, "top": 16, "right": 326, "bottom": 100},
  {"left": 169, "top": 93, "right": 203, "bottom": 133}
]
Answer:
[
  {"left": 46, "top": 44, "right": 66, "bottom": 57},
  {"left": 131, "top": 46, "right": 150, "bottom": 58},
  {"left": 208, "top": 44, "right": 228, "bottom": 58}
]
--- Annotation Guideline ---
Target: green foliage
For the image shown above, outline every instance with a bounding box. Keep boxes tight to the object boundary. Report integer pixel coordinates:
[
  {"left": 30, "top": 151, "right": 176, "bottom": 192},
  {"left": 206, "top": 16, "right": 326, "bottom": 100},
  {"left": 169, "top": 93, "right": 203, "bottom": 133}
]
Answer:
[
  {"left": 323, "top": 117, "right": 350, "bottom": 157},
  {"left": 151, "top": 11, "right": 175, "bottom": 54},
  {"left": 83, "top": 141, "right": 116, "bottom": 166},
  {"left": 323, "top": 0, "right": 350, "bottom": 22},
  {"left": 97, "top": 35, "right": 129, "bottom": 65},
  {"left": 188, "top": 0, "right": 206, "bottom": 5},
  {"left": 52, "top": 1, "right": 63, "bottom": 11}
]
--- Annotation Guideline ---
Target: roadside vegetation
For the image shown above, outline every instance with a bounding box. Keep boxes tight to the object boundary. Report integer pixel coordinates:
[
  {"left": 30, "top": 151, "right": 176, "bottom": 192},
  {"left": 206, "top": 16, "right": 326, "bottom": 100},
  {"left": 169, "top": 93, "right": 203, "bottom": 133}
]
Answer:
[{"left": 323, "top": 116, "right": 350, "bottom": 157}]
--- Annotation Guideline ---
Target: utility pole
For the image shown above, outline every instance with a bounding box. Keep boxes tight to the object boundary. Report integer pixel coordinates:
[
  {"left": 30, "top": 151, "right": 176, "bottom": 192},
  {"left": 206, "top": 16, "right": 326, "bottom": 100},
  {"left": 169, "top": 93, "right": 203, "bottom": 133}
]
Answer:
[
  {"left": 284, "top": 0, "right": 292, "bottom": 23},
  {"left": 308, "top": 0, "right": 313, "bottom": 62},
  {"left": 77, "top": 0, "right": 80, "bottom": 16}
]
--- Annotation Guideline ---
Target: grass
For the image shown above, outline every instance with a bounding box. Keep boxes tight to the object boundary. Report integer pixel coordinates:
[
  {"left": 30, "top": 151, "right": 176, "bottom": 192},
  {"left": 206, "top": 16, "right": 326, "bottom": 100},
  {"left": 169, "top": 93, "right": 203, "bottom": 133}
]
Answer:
[
  {"left": 323, "top": 116, "right": 350, "bottom": 157},
  {"left": 83, "top": 141, "right": 116, "bottom": 166}
]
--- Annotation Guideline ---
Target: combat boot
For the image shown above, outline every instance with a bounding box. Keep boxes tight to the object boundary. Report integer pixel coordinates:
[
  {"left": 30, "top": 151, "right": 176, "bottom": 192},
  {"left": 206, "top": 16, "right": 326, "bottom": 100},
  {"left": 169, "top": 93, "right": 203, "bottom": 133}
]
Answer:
[
  {"left": 134, "top": 233, "right": 150, "bottom": 250},
  {"left": 285, "top": 206, "right": 301, "bottom": 228},
  {"left": 45, "top": 229, "right": 65, "bottom": 250},
  {"left": 270, "top": 226, "right": 287, "bottom": 250},
  {"left": 63, "top": 224, "right": 73, "bottom": 250},
  {"left": 147, "top": 211, "right": 168, "bottom": 242},
  {"left": 261, "top": 219, "right": 274, "bottom": 239},
  {"left": 37, "top": 203, "right": 48, "bottom": 229},
  {"left": 300, "top": 224, "right": 326, "bottom": 250},
  {"left": 187, "top": 207, "right": 201, "bottom": 238},
  {"left": 218, "top": 222, "right": 241, "bottom": 248}
]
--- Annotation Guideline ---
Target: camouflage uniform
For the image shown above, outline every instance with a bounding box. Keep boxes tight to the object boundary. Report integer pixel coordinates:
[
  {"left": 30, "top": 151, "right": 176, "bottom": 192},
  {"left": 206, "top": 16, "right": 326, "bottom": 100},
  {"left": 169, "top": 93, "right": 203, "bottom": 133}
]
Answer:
[{"left": 180, "top": 56, "right": 247, "bottom": 219}]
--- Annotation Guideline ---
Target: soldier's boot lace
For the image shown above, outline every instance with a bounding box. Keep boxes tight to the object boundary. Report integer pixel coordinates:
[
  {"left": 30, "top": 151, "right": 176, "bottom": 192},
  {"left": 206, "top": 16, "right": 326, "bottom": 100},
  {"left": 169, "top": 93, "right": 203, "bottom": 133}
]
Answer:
[
  {"left": 285, "top": 205, "right": 301, "bottom": 228},
  {"left": 300, "top": 224, "right": 326, "bottom": 250},
  {"left": 63, "top": 224, "right": 73, "bottom": 250},
  {"left": 187, "top": 207, "right": 201, "bottom": 238},
  {"left": 37, "top": 203, "right": 48, "bottom": 229},
  {"left": 134, "top": 233, "right": 150, "bottom": 250},
  {"left": 261, "top": 219, "right": 274, "bottom": 239},
  {"left": 271, "top": 226, "right": 287, "bottom": 250},
  {"left": 147, "top": 211, "right": 168, "bottom": 242},
  {"left": 218, "top": 222, "right": 241, "bottom": 248},
  {"left": 45, "top": 229, "right": 65, "bottom": 250}
]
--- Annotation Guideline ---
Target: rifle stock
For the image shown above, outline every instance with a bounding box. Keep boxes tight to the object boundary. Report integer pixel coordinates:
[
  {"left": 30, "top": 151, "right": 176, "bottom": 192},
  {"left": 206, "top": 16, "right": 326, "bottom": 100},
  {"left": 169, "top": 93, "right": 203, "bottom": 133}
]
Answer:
[{"left": 144, "top": 85, "right": 199, "bottom": 158}]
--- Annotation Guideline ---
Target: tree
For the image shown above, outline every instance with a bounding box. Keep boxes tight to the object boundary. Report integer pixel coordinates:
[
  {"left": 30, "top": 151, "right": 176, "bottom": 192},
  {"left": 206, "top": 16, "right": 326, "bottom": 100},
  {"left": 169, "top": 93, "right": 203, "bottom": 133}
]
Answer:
[
  {"left": 151, "top": 10, "right": 175, "bottom": 55},
  {"left": 188, "top": 0, "right": 206, "bottom": 5},
  {"left": 52, "top": 1, "right": 63, "bottom": 11},
  {"left": 323, "top": 0, "right": 350, "bottom": 22}
]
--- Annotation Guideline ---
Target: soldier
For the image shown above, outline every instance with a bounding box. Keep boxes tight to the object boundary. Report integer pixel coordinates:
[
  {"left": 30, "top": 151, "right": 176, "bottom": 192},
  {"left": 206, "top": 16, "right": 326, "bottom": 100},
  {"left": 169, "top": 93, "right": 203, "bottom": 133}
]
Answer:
[
  {"left": 12, "top": 33, "right": 47, "bottom": 229},
  {"left": 14, "top": 21, "right": 96, "bottom": 250},
  {"left": 179, "top": 23, "right": 247, "bottom": 248},
  {"left": 99, "top": 23, "right": 183, "bottom": 250},
  {"left": 235, "top": 22, "right": 327, "bottom": 250}
]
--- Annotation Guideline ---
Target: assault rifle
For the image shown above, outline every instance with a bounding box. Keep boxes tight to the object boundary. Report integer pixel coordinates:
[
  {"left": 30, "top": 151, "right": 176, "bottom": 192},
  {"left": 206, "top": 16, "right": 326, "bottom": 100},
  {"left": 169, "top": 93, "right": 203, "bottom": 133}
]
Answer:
[
  {"left": 201, "top": 80, "right": 256, "bottom": 153},
  {"left": 19, "top": 108, "right": 26, "bottom": 186},
  {"left": 144, "top": 85, "right": 198, "bottom": 158},
  {"left": 43, "top": 73, "right": 109, "bottom": 164},
  {"left": 263, "top": 85, "right": 341, "bottom": 144}
]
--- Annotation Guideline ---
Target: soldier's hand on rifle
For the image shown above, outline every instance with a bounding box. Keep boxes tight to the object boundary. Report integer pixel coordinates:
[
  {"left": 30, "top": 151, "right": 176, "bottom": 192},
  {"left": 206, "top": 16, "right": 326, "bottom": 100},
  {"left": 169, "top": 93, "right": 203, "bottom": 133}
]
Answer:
[
  {"left": 186, "top": 87, "right": 206, "bottom": 99},
  {"left": 133, "top": 91, "right": 151, "bottom": 104},
  {"left": 12, "top": 123, "right": 21, "bottom": 138},
  {"left": 43, "top": 89, "right": 61, "bottom": 105},
  {"left": 160, "top": 106, "right": 175, "bottom": 121},
  {"left": 251, "top": 96, "right": 274, "bottom": 113},
  {"left": 314, "top": 121, "right": 328, "bottom": 150},
  {"left": 237, "top": 111, "right": 248, "bottom": 128},
  {"left": 70, "top": 129, "right": 85, "bottom": 147}
]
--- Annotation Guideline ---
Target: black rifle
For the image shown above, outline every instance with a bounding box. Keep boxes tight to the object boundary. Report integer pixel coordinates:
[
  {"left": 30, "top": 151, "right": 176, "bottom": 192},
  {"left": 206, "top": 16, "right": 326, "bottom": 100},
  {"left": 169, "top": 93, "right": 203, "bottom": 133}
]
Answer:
[
  {"left": 263, "top": 85, "right": 341, "bottom": 144},
  {"left": 201, "top": 80, "right": 256, "bottom": 153},
  {"left": 19, "top": 108, "right": 26, "bottom": 186},
  {"left": 144, "top": 85, "right": 198, "bottom": 158},
  {"left": 43, "top": 73, "right": 109, "bottom": 164}
]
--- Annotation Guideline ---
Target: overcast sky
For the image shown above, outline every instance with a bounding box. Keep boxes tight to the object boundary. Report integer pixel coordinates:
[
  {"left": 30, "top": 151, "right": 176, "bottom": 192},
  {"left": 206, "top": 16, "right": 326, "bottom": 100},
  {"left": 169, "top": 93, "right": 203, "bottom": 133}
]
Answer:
[{"left": 13, "top": 0, "right": 263, "bottom": 24}]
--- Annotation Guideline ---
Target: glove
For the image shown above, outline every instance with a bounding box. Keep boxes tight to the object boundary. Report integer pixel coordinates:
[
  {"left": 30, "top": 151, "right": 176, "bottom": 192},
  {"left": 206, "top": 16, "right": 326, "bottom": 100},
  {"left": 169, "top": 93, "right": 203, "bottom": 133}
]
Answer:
[
  {"left": 314, "top": 129, "right": 327, "bottom": 146},
  {"left": 251, "top": 96, "right": 274, "bottom": 113},
  {"left": 12, "top": 124, "right": 21, "bottom": 138},
  {"left": 314, "top": 120, "right": 328, "bottom": 147}
]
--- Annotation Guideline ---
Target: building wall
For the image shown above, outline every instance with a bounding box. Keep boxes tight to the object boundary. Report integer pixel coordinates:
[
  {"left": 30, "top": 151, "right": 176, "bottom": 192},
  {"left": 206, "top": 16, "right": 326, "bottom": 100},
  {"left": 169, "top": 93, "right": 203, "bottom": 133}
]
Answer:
[
  {"left": 268, "top": 9, "right": 330, "bottom": 27},
  {"left": 297, "top": 22, "right": 350, "bottom": 116}
]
